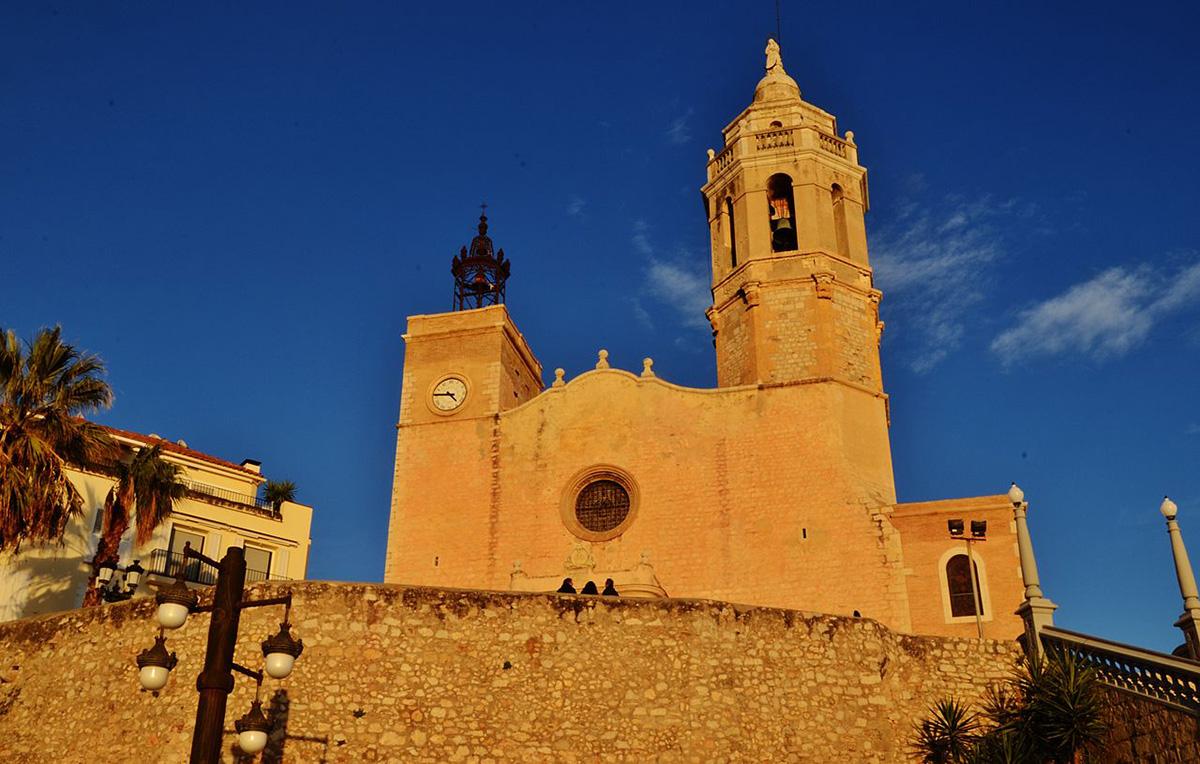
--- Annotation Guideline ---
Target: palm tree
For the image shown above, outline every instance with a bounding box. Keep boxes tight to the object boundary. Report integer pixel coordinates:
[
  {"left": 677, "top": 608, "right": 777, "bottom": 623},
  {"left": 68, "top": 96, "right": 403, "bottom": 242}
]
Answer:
[
  {"left": 83, "top": 443, "right": 186, "bottom": 606},
  {"left": 262, "top": 479, "right": 297, "bottom": 512},
  {"left": 0, "top": 326, "right": 115, "bottom": 552}
]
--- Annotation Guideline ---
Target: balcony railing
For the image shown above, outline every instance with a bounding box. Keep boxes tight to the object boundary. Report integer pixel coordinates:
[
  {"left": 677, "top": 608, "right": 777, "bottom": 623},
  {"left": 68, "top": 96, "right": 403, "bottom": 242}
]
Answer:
[
  {"left": 147, "top": 548, "right": 288, "bottom": 586},
  {"left": 178, "top": 477, "right": 277, "bottom": 515},
  {"left": 1040, "top": 625, "right": 1200, "bottom": 713}
]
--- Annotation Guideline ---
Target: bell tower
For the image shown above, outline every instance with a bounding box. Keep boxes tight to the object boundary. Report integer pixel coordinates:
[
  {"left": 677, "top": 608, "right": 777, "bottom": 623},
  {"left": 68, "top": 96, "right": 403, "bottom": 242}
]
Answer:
[{"left": 702, "top": 39, "right": 883, "bottom": 392}]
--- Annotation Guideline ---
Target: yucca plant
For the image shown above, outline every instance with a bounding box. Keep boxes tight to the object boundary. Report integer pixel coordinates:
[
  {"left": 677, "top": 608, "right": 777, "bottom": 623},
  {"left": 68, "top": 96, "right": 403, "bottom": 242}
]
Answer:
[
  {"left": 911, "top": 698, "right": 981, "bottom": 763},
  {"left": 262, "top": 479, "right": 297, "bottom": 512}
]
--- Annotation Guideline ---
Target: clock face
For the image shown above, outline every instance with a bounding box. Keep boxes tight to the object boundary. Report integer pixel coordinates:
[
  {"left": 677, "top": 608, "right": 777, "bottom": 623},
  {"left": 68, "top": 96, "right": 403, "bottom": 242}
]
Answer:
[{"left": 431, "top": 376, "right": 468, "bottom": 412}]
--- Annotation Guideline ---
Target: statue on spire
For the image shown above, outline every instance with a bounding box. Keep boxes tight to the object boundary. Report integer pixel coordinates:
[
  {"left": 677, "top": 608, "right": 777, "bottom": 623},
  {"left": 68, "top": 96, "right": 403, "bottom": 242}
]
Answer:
[{"left": 765, "top": 38, "right": 784, "bottom": 74}]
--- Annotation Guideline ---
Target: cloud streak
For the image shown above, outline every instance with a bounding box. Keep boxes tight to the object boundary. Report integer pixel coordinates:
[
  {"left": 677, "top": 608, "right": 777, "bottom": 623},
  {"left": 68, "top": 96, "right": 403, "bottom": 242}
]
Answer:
[
  {"left": 991, "top": 258, "right": 1200, "bottom": 363},
  {"left": 666, "top": 108, "right": 694, "bottom": 145},
  {"left": 872, "top": 194, "right": 1018, "bottom": 373},
  {"left": 632, "top": 220, "right": 710, "bottom": 330}
]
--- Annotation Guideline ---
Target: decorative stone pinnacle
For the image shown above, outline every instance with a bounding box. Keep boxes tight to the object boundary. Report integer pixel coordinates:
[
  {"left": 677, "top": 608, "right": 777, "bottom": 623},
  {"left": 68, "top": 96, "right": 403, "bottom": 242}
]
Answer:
[
  {"left": 595, "top": 349, "right": 610, "bottom": 370},
  {"left": 641, "top": 358, "right": 655, "bottom": 378},
  {"left": 552, "top": 368, "right": 566, "bottom": 387}
]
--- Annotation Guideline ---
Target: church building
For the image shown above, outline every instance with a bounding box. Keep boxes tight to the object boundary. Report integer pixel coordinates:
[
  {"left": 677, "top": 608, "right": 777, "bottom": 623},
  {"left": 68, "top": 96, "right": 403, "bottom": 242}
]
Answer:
[{"left": 384, "top": 41, "right": 1025, "bottom": 639}]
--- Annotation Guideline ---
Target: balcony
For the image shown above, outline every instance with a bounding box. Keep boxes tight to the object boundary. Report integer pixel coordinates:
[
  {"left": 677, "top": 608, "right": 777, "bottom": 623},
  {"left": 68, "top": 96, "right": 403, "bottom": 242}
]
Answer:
[
  {"left": 146, "top": 548, "right": 288, "bottom": 586},
  {"left": 178, "top": 477, "right": 278, "bottom": 517}
]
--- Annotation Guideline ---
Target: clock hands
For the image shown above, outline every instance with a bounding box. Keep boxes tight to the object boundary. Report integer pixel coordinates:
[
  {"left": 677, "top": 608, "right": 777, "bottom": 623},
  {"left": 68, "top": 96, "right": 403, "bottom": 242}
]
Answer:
[{"left": 434, "top": 391, "right": 457, "bottom": 401}]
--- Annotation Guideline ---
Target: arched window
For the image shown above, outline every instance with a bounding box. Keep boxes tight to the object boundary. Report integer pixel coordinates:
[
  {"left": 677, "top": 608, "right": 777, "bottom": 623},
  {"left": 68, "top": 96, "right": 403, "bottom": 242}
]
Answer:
[
  {"left": 831, "top": 183, "right": 849, "bottom": 258},
  {"left": 946, "top": 554, "right": 983, "bottom": 617},
  {"left": 767, "top": 173, "right": 797, "bottom": 252},
  {"left": 726, "top": 197, "right": 737, "bottom": 267}
]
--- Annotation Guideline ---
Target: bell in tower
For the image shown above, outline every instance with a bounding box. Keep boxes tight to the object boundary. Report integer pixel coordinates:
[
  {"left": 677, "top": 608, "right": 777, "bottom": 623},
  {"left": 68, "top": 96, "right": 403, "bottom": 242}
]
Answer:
[{"left": 451, "top": 204, "right": 511, "bottom": 311}]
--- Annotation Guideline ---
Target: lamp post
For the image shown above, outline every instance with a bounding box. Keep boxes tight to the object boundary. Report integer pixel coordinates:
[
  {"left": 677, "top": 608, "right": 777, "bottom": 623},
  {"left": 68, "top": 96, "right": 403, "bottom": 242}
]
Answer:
[
  {"left": 948, "top": 518, "right": 987, "bottom": 639},
  {"left": 1009, "top": 482, "right": 1058, "bottom": 659},
  {"left": 93, "top": 558, "right": 145, "bottom": 602},
  {"left": 1160, "top": 496, "right": 1200, "bottom": 660},
  {"left": 135, "top": 543, "right": 303, "bottom": 762}
]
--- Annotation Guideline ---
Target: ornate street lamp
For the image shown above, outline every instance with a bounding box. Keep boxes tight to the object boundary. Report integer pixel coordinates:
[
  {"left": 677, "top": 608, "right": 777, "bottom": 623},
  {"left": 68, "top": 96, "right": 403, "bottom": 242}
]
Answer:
[
  {"left": 262, "top": 622, "right": 304, "bottom": 680},
  {"left": 1009, "top": 482, "right": 1058, "bottom": 659},
  {"left": 136, "top": 633, "right": 178, "bottom": 691},
  {"left": 235, "top": 699, "right": 272, "bottom": 755},
  {"left": 95, "top": 558, "right": 146, "bottom": 602},
  {"left": 134, "top": 543, "right": 303, "bottom": 762}
]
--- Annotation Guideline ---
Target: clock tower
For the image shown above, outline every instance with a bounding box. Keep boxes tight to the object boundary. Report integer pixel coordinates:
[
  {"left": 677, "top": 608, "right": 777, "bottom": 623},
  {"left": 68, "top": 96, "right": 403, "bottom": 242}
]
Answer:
[{"left": 384, "top": 213, "right": 542, "bottom": 584}]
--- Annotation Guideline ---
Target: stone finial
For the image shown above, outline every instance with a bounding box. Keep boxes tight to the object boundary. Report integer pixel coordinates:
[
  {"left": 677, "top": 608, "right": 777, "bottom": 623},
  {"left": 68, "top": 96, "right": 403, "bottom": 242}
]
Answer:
[
  {"left": 595, "top": 349, "right": 610, "bottom": 370},
  {"left": 552, "top": 368, "right": 566, "bottom": 387},
  {"left": 641, "top": 358, "right": 655, "bottom": 378},
  {"left": 845, "top": 130, "right": 856, "bottom": 145},
  {"left": 706, "top": 148, "right": 715, "bottom": 161}
]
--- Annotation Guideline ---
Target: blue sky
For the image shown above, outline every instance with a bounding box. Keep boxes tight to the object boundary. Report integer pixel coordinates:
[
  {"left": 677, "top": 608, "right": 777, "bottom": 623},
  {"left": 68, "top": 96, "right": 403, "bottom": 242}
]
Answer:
[{"left": 4, "top": 2, "right": 1198, "bottom": 651}]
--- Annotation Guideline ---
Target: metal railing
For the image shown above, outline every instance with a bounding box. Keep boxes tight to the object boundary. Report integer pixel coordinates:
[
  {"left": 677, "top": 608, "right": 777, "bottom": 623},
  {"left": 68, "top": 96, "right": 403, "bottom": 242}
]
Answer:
[
  {"left": 1041, "top": 625, "right": 1200, "bottom": 713},
  {"left": 147, "top": 548, "right": 287, "bottom": 586},
  {"left": 178, "top": 477, "right": 276, "bottom": 514}
]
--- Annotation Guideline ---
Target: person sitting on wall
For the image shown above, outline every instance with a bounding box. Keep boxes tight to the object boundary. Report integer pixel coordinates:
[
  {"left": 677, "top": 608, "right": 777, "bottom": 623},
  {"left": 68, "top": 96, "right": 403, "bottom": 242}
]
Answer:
[
  {"left": 602, "top": 579, "right": 619, "bottom": 597},
  {"left": 580, "top": 580, "right": 599, "bottom": 595},
  {"left": 556, "top": 578, "right": 576, "bottom": 594}
]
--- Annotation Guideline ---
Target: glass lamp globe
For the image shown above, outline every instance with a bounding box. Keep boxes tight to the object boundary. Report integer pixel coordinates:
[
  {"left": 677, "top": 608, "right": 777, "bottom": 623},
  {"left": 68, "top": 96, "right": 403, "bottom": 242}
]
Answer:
[
  {"left": 264, "top": 652, "right": 295, "bottom": 680},
  {"left": 156, "top": 601, "right": 190, "bottom": 630},
  {"left": 237, "top": 729, "right": 268, "bottom": 755},
  {"left": 1162, "top": 496, "right": 1179, "bottom": 520},
  {"left": 1007, "top": 482, "right": 1025, "bottom": 506},
  {"left": 138, "top": 664, "right": 171, "bottom": 691}
]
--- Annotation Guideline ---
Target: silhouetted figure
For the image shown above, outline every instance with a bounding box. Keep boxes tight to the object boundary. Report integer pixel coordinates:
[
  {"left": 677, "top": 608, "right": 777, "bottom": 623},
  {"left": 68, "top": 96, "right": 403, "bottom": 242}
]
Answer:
[
  {"left": 601, "top": 578, "right": 619, "bottom": 597},
  {"left": 580, "top": 580, "right": 599, "bottom": 595},
  {"left": 556, "top": 577, "right": 576, "bottom": 594}
]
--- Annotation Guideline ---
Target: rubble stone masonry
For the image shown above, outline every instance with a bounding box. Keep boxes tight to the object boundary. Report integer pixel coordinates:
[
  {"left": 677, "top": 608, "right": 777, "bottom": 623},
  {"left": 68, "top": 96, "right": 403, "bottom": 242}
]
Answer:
[{"left": 0, "top": 581, "right": 1024, "bottom": 762}]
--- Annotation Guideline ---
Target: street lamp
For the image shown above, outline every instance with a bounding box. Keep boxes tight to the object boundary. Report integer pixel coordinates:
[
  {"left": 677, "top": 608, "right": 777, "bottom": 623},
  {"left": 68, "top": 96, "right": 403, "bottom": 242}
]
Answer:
[
  {"left": 94, "top": 558, "right": 145, "bottom": 602},
  {"left": 948, "top": 517, "right": 987, "bottom": 639},
  {"left": 135, "top": 543, "right": 303, "bottom": 762},
  {"left": 1159, "top": 495, "right": 1200, "bottom": 659}
]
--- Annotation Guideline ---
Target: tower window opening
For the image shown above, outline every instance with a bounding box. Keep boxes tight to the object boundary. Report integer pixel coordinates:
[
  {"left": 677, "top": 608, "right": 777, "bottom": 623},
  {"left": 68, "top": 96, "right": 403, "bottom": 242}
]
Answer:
[
  {"left": 946, "top": 554, "right": 983, "bottom": 617},
  {"left": 769, "top": 120, "right": 783, "bottom": 128},
  {"left": 767, "top": 173, "right": 797, "bottom": 252},
  {"left": 831, "top": 183, "right": 849, "bottom": 258},
  {"left": 726, "top": 197, "right": 737, "bottom": 267}
]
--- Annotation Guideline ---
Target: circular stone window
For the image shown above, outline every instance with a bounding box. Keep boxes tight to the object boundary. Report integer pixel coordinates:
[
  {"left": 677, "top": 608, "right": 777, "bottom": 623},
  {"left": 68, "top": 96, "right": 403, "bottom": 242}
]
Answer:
[
  {"left": 561, "top": 466, "right": 639, "bottom": 542},
  {"left": 575, "top": 479, "right": 630, "bottom": 532}
]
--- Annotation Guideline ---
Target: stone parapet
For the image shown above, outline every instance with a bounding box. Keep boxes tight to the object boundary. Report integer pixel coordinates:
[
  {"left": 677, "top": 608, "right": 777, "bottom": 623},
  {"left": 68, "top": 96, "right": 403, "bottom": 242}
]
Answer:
[{"left": 0, "top": 581, "right": 1022, "bottom": 762}]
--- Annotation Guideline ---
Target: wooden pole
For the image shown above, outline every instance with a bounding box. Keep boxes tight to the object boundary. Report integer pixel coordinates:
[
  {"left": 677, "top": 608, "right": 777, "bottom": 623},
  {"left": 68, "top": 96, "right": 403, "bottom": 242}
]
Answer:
[{"left": 190, "top": 546, "right": 247, "bottom": 763}]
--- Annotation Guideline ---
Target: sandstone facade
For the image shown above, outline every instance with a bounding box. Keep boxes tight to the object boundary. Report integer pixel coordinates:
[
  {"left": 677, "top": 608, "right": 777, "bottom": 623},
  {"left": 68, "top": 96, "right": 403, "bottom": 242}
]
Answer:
[{"left": 384, "top": 40, "right": 1025, "bottom": 641}]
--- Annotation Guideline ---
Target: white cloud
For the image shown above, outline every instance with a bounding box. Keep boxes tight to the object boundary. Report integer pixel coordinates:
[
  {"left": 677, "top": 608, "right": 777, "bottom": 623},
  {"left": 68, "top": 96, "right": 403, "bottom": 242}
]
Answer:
[
  {"left": 666, "top": 108, "right": 694, "bottom": 145},
  {"left": 566, "top": 195, "right": 586, "bottom": 218},
  {"left": 632, "top": 220, "right": 710, "bottom": 329},
  {"left": 991, "top": 258, "right": 1200, "bottom": 364},
  {"left": 872, "top": 195, "right": 1017, "bottom": 373}
]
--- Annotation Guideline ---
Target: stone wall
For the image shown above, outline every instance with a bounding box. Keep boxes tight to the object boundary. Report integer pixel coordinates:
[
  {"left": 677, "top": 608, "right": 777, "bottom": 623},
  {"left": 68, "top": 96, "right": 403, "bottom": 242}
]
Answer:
[
  {"left": 1094, "top": 686, "right": 1200, "bottom": 764},
  {"left": 0, "top": 581, "right": 1023, "bottom": 762}
]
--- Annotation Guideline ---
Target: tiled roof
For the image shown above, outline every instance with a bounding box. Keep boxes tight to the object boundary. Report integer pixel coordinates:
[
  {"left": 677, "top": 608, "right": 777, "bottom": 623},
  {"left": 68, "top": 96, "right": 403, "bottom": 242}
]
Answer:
[{"left": 97, "top": 424, "right": 262, "bottom": 477}]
